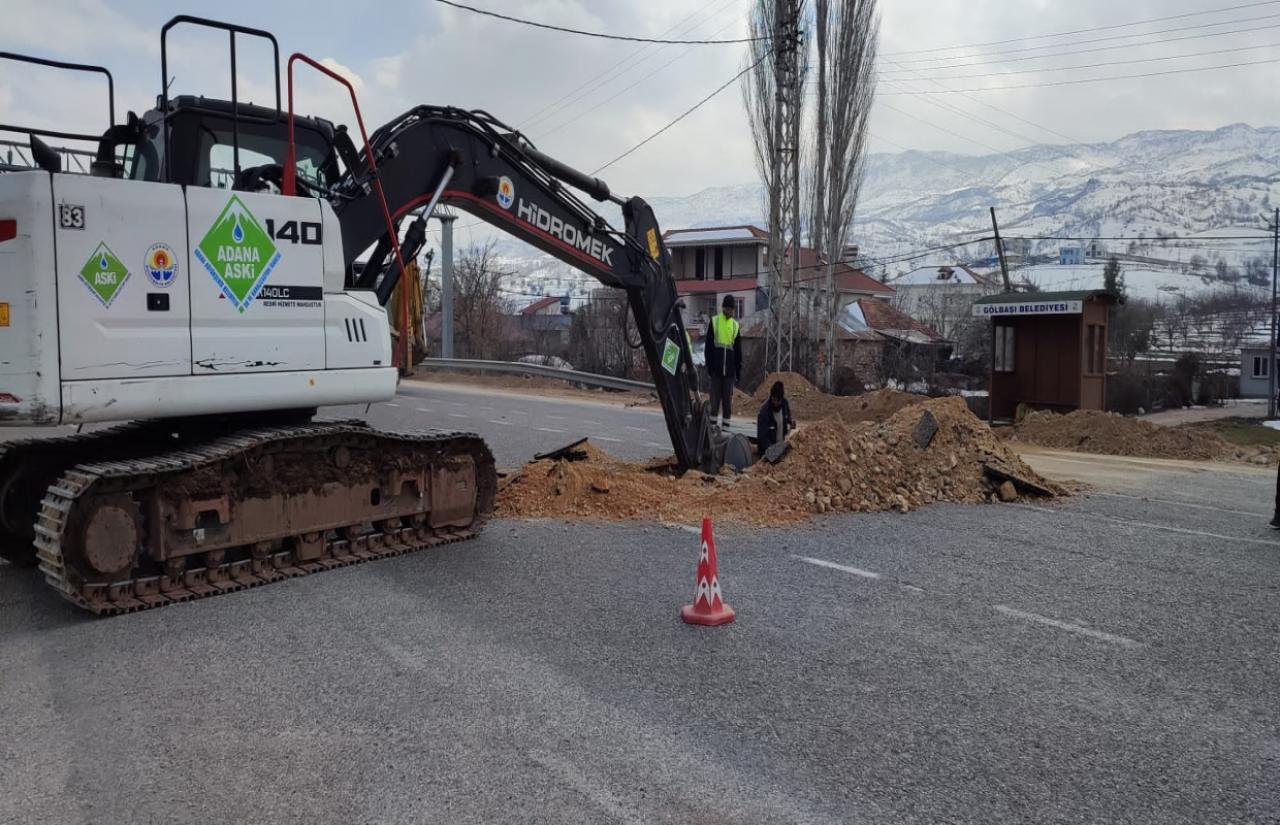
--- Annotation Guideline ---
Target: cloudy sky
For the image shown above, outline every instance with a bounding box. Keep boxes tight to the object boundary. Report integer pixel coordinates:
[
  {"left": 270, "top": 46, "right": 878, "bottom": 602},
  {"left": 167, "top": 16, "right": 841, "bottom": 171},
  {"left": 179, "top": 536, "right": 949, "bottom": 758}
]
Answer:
[{"left": 2, "top": 0, "right": 1276, "bottom": 200}]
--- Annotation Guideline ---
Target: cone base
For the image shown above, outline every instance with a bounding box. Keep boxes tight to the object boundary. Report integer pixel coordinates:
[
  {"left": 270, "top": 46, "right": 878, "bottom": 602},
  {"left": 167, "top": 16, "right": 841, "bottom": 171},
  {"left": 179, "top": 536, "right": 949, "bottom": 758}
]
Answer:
[{"left": 681, "top": 602, "right": 736, "bottom": 626}]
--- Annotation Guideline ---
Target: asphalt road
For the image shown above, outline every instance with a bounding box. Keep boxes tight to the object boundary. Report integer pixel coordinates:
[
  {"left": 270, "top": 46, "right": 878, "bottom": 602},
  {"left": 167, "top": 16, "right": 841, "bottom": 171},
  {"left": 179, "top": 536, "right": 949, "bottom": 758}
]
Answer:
[{"left": 3, "top": 381, "right": 1279, "bottom": 824}]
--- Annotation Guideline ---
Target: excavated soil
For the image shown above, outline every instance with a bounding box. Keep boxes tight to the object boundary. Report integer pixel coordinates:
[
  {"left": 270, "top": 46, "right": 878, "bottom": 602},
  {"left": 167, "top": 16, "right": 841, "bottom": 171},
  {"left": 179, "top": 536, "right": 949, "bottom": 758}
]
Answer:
[
  {"left": 498, "top": 396, "right": 1063, "bottom": 526},
  {"left": 1004, "top": 409, "right": 1279, "bottom": 464},
  {"left": 753, "top": 372, "right": 927, "bottom": 424}
]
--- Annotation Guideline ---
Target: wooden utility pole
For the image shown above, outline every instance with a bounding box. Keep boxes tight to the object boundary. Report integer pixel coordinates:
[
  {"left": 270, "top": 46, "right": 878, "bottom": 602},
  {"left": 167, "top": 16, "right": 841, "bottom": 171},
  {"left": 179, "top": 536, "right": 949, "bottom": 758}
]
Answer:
[{"left": 990, "top": 207, "right": 1011, "bottom": 292}]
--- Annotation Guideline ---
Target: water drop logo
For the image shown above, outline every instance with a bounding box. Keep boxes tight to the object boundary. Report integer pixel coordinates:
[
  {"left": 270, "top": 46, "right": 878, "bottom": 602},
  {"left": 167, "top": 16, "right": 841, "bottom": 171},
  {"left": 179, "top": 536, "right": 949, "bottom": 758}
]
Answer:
[
  {"left": 232, "top": 215, "right": 245, "bottom": 244},
  {"left": 143, "top": 243, "right": 179, "bottom": 288},
  {"left": 78, "top": 242, "right": 130, "bottom": 308}
]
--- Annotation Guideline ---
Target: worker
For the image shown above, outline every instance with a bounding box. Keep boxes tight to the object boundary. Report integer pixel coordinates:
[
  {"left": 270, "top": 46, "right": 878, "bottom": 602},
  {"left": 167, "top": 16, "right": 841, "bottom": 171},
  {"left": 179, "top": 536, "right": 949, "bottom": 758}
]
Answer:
[
  {"left": 1272, "top": 461, "right": 1280, "bottom": 529},
  {"left": 704, "top": 295, "right": 743, "bottom": 428},
  {"left": 756, "top": 380, "right": 795, "bottom": 456}
]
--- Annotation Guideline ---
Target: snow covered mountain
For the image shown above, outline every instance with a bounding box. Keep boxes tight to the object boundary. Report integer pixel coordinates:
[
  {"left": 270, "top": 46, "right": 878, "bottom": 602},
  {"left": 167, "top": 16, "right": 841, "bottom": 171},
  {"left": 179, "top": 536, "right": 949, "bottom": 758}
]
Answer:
[
  {"left": 645, "top": 123, "right": 1280, "bottom": 279},
  {"left": 495, "top": 124, "right": 1280, "bottom": 305}
]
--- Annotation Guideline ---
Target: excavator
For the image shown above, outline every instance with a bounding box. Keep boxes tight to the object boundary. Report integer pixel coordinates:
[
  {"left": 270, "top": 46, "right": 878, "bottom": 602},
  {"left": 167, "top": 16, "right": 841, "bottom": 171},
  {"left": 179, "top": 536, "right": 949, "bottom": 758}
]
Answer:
[{"left": 0, "top": 16, "right": 747, "bottom": 615}]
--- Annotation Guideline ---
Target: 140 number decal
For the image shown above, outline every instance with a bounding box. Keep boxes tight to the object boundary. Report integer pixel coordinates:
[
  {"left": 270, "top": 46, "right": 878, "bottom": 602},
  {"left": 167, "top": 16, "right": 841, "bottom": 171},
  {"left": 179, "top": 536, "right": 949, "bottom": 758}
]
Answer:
[{"left": 265, "top": 219, "right": 322, "bottom": 245}]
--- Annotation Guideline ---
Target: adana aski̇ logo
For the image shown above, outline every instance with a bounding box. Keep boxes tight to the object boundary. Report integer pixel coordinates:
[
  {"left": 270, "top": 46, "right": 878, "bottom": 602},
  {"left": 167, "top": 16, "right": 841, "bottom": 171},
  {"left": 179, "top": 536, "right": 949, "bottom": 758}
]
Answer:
[{"left": 193, "top": 196, "right": 281, "bottom": 313}]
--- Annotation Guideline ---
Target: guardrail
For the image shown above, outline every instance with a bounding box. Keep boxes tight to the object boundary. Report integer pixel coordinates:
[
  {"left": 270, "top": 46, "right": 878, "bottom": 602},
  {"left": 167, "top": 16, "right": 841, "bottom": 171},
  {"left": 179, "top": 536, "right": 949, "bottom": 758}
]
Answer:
[{"left": 415, "top": 358, "right": 655, "bottom": 394}]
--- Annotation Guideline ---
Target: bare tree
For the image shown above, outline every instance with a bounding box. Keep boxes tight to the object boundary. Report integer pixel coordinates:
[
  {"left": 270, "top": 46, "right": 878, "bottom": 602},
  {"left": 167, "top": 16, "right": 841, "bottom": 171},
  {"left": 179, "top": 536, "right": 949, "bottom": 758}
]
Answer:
[
  {"left": 810, "top": 0, "right": 879, "bottom": 389},
  {"left": 453, "top": 240, "right": 514, "bottom": 359},
  {"left": 568, "top": 289, "right": 639, "bottom": 378}
]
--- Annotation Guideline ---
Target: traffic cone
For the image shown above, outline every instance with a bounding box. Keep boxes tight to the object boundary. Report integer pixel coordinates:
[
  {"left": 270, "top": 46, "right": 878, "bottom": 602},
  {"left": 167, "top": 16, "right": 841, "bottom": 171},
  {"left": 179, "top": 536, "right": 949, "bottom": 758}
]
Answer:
[{"left": 681, "top": 517, "right": 735, "bottom": 626}]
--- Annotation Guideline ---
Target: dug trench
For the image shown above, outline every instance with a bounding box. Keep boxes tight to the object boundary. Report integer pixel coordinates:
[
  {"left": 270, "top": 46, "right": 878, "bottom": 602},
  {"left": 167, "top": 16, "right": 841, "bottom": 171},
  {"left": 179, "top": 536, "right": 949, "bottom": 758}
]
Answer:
[{"left": 498, "top": 391, "right": 1065, "bottom": 527}]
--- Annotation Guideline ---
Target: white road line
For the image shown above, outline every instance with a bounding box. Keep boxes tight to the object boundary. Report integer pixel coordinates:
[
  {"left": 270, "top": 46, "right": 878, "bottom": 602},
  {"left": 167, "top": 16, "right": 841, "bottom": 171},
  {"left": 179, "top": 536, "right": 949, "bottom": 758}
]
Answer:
[
  {"left": 545, "top": 414, "right": 564, "bottom": 420},
  {"left": 644, "top": 442, "right": 665, "bottom": 448},
  {"left": 583, "top": 420, "right": 604, "bottom": 426},
  {"left": 384, "top": 403, "right": 400, "bottom": 408},
  {"left": 449, "top": 413, "right": 468, "bottom": 419},
  {"left": 624, "top": 426, "right": 648, "bottom": 432},
  {"left": 591, "top": 435, "right": 623, "bottom": 443},
  {"left": 415, "top": 408, "right": 433, "bottom": 414},
  {"left": 794, "top": 555, "right": 881, "bottom": 580},
  {"left": 993, "top": 605, "right": 1143, "bottom": 649},
  {"left": 489, "top": 419, "right": 514, "bottom": 426},
  {"left": 536, "top": 427, "right": 567, "bottom": 433},
  {"left": 1093, "top": 491, "right": 1270, "bottom": 518},
  {"left": 1014, "top": 503, "right": 1280, "bottom": 548}
]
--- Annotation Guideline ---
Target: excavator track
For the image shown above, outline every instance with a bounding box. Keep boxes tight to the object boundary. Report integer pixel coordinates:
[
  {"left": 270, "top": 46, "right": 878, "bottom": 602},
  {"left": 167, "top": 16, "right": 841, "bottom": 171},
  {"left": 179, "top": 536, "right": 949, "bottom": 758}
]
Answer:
[
  {"left": 29, "top": 421, "right": 495, "bottom": 615},
  {"left": 0, "top": 422, "right": 167, "bottom": 567}
]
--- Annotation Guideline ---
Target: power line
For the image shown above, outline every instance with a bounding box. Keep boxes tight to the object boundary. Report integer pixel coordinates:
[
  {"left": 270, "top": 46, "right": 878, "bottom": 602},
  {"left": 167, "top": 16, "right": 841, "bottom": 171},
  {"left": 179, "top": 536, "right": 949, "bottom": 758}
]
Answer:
[
  {"left": 591, "top": 55, "right": 766, "bottom": 175},
  {"left": 537, "top": 13, "right": 743, "bottom": 140},
  {"left": 432, "top": 0, "right": 767, "bottom": 44},
  {"left": 1006, "top": 234, "right": 1272, "bottom": 241},
  {"left": 878, "top": 55, "right": 1280, "bottom": 95},
  {"left": 882, "top": 0, "right": 1280, "bottom": 57},
  {"left": 878, "top": 21, "right": 1280, "bottom": 74},
  {"left": 887, "top": 12, "right": 1280, "bottom": 66},
  {"left": 520, "top": 0, "right": 738, "bottom": 130},
  {"left": 883, "top": 39, "right": 1280, "bottom": 83}
]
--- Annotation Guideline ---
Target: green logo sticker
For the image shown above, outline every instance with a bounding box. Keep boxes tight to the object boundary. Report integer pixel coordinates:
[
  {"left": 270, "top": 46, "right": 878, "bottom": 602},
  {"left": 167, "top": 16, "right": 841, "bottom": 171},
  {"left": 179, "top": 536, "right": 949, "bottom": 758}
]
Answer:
[
  {"left": 661, "top": 338, "right": 680, "bottom": 375},
  {"left": 194, "top": 195, "right": 281, "bottom": 312},
  {"left": 78, "top": 242, "right": 130, "bottom": 308}
]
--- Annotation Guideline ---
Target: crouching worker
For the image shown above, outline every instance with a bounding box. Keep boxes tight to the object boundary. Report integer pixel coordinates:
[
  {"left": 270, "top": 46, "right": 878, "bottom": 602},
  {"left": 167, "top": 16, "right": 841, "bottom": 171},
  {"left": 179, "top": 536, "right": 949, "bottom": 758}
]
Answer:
[{"left": 756, "top": 380, "right": 795, "bottom": 457}]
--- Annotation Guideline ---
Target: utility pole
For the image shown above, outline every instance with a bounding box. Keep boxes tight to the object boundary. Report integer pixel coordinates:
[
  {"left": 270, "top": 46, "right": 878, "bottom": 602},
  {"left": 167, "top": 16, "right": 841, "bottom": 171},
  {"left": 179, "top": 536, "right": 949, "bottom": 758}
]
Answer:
[
  {"left": 438, "top": 208, "right": 457, "bottom": 359},
  {"left": 764, "top": 0, "right": 803, "bottom": 376},
  {"left": 1269, "top": 207, "right": 1279, "bottom": 419},
  {"left": 990, "top": 207, "right": 1011, "bottom": 292}
]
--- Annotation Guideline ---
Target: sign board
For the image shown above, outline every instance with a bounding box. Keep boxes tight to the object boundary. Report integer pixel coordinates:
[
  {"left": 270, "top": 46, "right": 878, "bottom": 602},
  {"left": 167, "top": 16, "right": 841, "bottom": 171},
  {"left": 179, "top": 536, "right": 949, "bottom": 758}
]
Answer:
[{"left": 972, "top": 299, "right": 1083, "bottom": 318}]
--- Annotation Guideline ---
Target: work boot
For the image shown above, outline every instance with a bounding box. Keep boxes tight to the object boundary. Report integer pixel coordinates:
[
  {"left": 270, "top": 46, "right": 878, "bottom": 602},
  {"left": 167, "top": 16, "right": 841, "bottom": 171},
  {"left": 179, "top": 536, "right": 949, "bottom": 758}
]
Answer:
[{"left": 1271, "top": 514, "right": 1280, "bottom": 530}]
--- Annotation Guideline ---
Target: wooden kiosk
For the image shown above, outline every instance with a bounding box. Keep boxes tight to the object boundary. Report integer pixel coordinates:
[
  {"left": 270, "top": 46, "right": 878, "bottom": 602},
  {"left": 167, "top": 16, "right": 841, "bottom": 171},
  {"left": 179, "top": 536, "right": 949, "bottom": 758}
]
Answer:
[{"left": 972, "top": 290, "right": 1119, "bottom": 422}]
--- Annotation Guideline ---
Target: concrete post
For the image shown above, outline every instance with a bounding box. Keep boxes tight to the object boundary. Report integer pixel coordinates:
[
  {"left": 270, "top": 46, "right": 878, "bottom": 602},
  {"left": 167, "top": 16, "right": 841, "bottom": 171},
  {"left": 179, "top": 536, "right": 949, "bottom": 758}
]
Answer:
[{"left": 440, "top": 212, "right": 456, "bottom": 359}]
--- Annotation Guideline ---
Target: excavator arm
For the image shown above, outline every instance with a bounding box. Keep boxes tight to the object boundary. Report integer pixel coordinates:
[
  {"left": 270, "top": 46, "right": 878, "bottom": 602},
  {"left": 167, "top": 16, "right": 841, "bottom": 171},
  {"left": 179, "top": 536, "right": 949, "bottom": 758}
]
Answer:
[{"left": 326, "top": 106, "right": 722, "bottom": 473}]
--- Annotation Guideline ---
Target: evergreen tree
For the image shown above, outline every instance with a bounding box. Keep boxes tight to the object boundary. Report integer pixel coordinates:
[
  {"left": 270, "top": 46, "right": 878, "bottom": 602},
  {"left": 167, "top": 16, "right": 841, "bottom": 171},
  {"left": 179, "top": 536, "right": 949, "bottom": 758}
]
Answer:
[{"left": 1102, "top": 256, "right": 1125, "bottom": 298}]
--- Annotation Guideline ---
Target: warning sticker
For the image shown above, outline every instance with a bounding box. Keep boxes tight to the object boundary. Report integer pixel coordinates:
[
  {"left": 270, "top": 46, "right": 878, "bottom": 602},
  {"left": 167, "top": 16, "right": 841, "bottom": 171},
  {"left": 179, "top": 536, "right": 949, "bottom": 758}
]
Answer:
[{"left": 661, "top": 338, "right": 680, "bottom": 375}]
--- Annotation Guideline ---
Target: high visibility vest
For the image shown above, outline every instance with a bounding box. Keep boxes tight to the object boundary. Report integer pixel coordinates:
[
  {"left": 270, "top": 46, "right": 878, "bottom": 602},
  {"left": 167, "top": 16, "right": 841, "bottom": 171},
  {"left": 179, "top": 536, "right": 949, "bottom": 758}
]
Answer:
[{"left": 711, "top": 313, "right": 739, "bottom": 349}]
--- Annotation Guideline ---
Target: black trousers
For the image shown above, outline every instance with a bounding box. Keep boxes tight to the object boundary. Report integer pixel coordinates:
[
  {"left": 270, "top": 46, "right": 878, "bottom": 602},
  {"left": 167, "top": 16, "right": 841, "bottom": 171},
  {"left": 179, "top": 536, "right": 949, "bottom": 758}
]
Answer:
[{"left": 709, "top": 374, "right": 735, "bottom": 421}]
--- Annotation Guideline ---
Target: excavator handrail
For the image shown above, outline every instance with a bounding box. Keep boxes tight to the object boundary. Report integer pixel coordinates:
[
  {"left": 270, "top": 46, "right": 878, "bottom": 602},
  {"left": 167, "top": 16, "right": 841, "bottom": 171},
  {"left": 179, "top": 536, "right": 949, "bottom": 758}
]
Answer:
[
  {"left": 0, "top": 52, "right": 115, "bottom": 144},
  {"left": 284, "top": 51, "right": 414, "bottom": 373}
]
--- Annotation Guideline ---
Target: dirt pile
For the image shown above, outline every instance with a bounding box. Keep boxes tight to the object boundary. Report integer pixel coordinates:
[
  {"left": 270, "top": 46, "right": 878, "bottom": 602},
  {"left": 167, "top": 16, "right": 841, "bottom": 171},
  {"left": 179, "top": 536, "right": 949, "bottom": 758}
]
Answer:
[
  {"left": 498, "top": 396, "right": 1062, "bottom": 526},
  {"left": 1004, "top": 409, "right": 1277, "bottom": 464},
  {"left": 754, "top": 371, "right": 927, "bottom": 424}
]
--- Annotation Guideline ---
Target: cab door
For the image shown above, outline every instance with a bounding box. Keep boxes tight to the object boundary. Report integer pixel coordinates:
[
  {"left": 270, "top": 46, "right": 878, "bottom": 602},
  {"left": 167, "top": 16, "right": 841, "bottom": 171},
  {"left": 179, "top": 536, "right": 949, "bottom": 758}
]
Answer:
[{"left": 187, "top": 187, "right": 325, "bottom": 373}]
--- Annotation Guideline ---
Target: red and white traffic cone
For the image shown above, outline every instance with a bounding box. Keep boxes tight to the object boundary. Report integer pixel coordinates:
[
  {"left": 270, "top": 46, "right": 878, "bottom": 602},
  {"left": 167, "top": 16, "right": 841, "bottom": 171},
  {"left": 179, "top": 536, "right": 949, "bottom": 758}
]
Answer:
[{"left": 681, "top": 517, "right": 735, "bottom": 626}]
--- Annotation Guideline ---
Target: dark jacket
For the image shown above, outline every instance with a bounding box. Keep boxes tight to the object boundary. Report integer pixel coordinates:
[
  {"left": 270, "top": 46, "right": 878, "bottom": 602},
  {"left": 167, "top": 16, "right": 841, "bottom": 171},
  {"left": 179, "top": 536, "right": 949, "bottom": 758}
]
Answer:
[
  {"left": 756, "top": 398, "right": 793, "bottom": 455},
  {"left": 704, "top": 314, "right": 743, "bottom": 380}
]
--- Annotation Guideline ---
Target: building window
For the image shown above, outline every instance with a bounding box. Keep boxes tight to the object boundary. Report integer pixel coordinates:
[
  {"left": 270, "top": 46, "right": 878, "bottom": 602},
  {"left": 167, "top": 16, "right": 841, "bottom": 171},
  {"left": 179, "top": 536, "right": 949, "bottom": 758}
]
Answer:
[
  {"left": 1254, "top": 356, "right": 1270, "bottom": 379},
  {"left": 735, "top": 297, "right": 746, "bottom": 317},
  {"left": 695, "top": 248, "right": 706, "bottom": 280},
  {"left": 714, "top": 247, "right": 724, "bottom": 280},
  {"left": 1086, "top": 324, "right": 1105, "bottom": 375},
  {"left": 994, "top": 324, "right": 1015, "bottom": 372}
]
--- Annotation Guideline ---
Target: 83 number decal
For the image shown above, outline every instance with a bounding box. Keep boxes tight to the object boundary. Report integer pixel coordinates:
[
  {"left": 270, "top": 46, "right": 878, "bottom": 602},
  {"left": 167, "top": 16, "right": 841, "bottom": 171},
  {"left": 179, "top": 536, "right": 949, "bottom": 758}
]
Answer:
[{"left": 59, "top": 204, "right": 85, "bottom": 230}]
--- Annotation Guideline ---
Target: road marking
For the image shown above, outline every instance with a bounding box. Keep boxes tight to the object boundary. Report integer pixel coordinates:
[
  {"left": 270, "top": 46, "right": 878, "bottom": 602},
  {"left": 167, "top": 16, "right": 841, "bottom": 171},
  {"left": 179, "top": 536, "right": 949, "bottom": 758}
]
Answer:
[
  {"left": 488, "top": 419, "right": 514, "bottom": 426},
  {"left": 644, "top": 442, "right": 665, "bottom": 448},
  {"left": 1093, "top": 491, "right": 1270, "bottom": 518},
  {"left": 449, "top": 413, "right": 468, "bottom": 419},
  {"left": 528, "top": 751, "right": 647, "bottom": 825},
  {"left": 993, "top": 605, "right": 1143, "bottom": 649},
  {"left": 591, "top": 435, "right": 623, "bottom": 443},
  {"left": 546, "top": 414, "right": 564, "bottom": 420},
  {"left": 1014, "top": 503, "right": 1280, "bottom": 548},
  {"left": 583, "top": 420, "right": 603, "bottom": 426},
  {"left": 625, "top": 426, "right": 647, "bottom": 432},
  {"left": 536, "top": 427, "right": 567, "bottom": 433},
  {"left": 415, "top": 407, "right": 433, "bottom": 414},
  {"left": 384, "top": 402, "right": 400, "bottom": 408},
  {"left": 794, "top": 555, "right": 881, "bottom": 580}
]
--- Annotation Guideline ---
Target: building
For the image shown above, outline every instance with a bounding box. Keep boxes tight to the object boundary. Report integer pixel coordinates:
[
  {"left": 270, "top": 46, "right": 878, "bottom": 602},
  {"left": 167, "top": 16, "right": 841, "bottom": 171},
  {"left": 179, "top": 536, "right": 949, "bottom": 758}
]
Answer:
[
  {"left": 1059, "top": 245, "right": 1085, "bottom": 265},
  {"left": 1239, "top": 346, "right": 1278, "bottom": 399},
  {"left": 972, "top": 290, "right": 1119, "bottom": 421},
  {"left": 516, "top": 295, "right": 572, "bottom": 350},
  {"left": 663, "top": 225, "right": 770, "bottom": 338},
  {"left": 888, "top": 265, "right": 1001, "bottom": 354}
]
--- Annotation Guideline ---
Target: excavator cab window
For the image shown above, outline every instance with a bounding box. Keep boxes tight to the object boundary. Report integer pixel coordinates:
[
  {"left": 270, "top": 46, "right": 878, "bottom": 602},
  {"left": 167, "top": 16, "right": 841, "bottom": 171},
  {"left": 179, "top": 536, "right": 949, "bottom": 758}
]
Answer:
[{"left": 133, "top": 96, "right": 337, "bottom": 193}]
